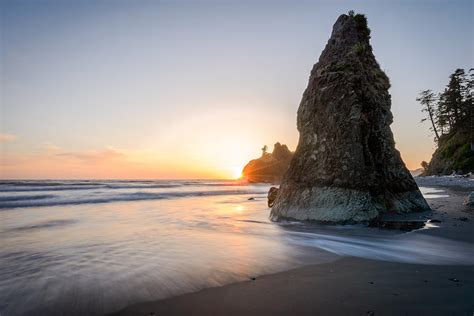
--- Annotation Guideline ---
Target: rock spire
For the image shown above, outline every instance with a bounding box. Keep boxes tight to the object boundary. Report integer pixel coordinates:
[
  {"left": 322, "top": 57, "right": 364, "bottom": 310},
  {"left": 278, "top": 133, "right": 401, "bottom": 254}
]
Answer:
[{"left": 270, "top": 13, "right": 430, "bottom": 222}]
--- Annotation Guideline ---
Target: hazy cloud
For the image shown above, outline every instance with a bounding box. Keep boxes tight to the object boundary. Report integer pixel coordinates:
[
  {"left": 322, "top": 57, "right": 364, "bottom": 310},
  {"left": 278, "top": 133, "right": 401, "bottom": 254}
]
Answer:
[
  {"left": 43, "top": 142, "right": 61, "bottom": 152},
  {"left": 0, "top": 134, "right": 17, "bottom": 142},
  {"left": 55, "top": 147, "right": 124, "bottom": 163}
]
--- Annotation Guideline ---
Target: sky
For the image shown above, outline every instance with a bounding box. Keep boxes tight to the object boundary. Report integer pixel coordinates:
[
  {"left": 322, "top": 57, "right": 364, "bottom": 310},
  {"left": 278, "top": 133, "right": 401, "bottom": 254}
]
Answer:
[{"left": 1, "top": 0, "right": 473, "bottom": 179}]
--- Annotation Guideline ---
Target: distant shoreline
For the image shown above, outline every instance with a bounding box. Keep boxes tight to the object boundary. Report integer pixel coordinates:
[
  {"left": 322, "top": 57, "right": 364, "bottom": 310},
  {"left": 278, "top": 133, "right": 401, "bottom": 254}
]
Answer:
[{"left": 415, "top": 175, "right": 474, "bottom": 189}]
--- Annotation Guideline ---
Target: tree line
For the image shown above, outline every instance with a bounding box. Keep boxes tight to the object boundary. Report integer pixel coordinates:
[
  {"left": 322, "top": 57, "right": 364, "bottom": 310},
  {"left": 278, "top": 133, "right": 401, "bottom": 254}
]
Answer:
[{"left": 417, "top": 68, "right": 473, "bottom": 144}]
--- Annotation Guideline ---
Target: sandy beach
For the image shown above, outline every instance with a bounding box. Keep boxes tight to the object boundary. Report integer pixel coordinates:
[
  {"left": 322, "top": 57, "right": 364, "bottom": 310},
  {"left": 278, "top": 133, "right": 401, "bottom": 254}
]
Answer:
[{"left": 114, "top": 182, "right": 474, "bottom": 316}]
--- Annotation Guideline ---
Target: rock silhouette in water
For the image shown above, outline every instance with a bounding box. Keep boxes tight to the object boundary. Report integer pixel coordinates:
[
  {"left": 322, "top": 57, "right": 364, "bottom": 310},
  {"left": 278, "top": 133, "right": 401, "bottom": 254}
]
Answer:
[
  {"left": 242, "top": 143, "right": 293, "bottom": 183},
  {"left": 271, "top": 13, "right": 430, "bottom": 222}
]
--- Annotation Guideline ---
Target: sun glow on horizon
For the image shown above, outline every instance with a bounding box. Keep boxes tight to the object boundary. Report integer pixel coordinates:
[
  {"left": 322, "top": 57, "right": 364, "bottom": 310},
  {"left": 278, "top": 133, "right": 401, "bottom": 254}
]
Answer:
[{"left": 231, "top": 166, "right": 244, "bottom": 179}]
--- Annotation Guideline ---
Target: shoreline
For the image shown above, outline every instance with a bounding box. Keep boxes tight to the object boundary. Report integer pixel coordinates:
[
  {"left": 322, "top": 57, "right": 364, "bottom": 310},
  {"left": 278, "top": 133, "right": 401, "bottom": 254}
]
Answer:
[
  {"left": 112, "top": 184, "right": 474, "bottom": 316},
  {"left": 416, "top": 175, "right": 474, "bottom": 190}
]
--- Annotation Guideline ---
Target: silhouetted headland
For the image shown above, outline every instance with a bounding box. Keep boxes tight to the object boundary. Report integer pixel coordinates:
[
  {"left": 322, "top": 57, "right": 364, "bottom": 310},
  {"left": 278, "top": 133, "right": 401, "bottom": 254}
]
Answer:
[{"left": 242, "top": 142, "right": 293, "bottom": 183}]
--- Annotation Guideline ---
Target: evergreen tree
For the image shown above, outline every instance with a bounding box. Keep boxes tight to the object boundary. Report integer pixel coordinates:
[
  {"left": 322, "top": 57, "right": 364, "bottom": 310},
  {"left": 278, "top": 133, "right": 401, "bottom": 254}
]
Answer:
[
  {"left": 436, "top": 90, "right": 450, "bottom": 135},
  {"left": 418, "top": 68, "right": 472, "bottom": 140},
  {"left": 440, "top": 69, "right": 468, "bottom": 132},
  {"left": 418, "top": 68, "right": 474, "bottom": 175},
  {"left": 417, "top": 89, "right": 440, "bottom": 142},
  {"left": 466, "top": 69, "right": 474, "bottom": 150}
]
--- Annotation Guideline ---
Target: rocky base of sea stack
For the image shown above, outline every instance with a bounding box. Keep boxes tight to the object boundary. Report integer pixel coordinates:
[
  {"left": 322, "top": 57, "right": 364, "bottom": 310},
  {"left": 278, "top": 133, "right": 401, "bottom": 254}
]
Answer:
[{"left": 270, "top": 186, "right": 430, "bottom": 223}]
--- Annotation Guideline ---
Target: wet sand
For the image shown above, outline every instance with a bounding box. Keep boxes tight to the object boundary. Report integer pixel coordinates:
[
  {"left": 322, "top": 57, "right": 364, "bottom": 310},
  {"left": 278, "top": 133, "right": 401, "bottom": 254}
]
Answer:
[{"left": 113, "top": 186, "right": 474, "bottom": 316}]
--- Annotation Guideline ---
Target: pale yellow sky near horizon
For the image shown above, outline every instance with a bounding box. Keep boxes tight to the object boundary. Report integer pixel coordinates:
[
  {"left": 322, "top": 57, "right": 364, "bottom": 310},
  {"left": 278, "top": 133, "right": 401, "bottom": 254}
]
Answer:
[{"left": 0, "top": 123, "right": 433, "bottom": 180}]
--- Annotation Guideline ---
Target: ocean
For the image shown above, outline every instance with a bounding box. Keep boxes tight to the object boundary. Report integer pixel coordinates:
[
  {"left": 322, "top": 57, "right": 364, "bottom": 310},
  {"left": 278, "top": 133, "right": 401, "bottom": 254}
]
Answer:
[{"left": 0, "top": 180, "right": 473, "bottom": 315}]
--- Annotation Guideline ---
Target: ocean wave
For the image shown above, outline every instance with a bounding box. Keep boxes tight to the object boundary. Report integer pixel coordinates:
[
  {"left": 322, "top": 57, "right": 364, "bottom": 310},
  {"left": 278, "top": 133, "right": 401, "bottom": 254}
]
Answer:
[
  {"left": 0, "top": 189, "right": 268, "bottom": 209},
  {"left": 0, "top": 185, "right": 104, "bottom": 192},
  {"left": 0, "top": 181, "right": 104, "bottom": 187},
  {"left": 0, "top": 184, "right": 186, "bottom": 192},
  {"left": 0, "top": 180, "right": 249, "bottom": 192},
  {"left": 0, "top": 194, "right": 57, "bottom": 202},
  {"left": 104, "top": 184, "right": 183, "bottom": 189},
  {"left": 3, "top": 219, "right": 78, "bottom": 232}
]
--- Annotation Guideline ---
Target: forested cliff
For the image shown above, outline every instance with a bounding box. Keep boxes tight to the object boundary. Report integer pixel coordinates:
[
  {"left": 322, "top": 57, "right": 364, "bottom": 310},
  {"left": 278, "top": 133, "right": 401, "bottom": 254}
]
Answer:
[{"left": 418, "top": 68, "right": 473, "bottom": 175}]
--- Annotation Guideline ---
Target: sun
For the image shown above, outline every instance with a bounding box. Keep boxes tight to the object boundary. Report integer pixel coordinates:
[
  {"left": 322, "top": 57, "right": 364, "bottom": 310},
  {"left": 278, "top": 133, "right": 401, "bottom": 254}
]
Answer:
[{"left": 231, "top": 166, "right": 243, "bottom": 179}]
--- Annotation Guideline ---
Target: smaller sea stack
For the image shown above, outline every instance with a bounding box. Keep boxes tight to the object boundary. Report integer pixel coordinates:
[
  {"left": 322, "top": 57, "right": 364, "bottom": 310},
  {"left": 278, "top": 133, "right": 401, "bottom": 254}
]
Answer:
[{"left": 242, "top": 143, "right": 293, "bottom": 183}]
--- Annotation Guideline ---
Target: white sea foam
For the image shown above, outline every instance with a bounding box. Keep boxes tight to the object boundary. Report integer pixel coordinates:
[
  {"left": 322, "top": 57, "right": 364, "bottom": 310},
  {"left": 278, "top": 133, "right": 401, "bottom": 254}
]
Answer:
[{"left": 285, "top": 229, "right": 474, "bottom": 265}]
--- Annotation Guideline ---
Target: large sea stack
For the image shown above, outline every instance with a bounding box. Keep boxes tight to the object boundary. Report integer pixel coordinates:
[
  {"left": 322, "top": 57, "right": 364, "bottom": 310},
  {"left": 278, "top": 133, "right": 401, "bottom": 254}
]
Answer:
[{"left": 271, "top": 13, "right": 430, "bottom": 222}]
